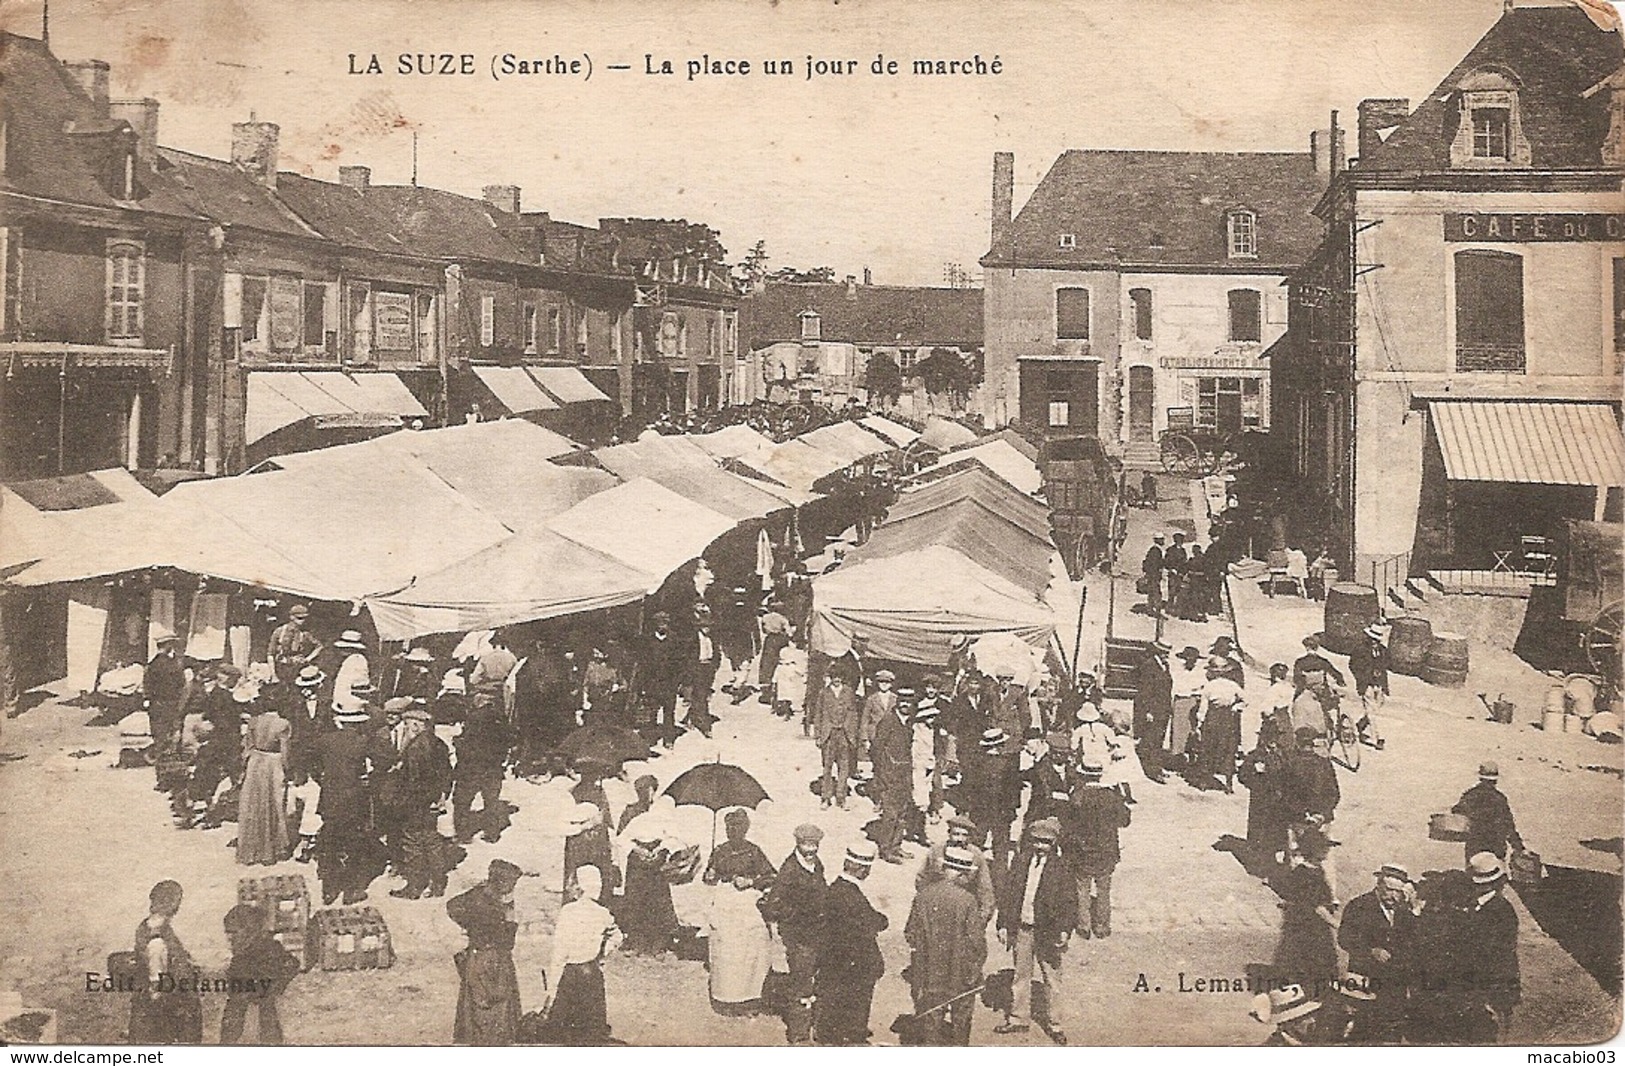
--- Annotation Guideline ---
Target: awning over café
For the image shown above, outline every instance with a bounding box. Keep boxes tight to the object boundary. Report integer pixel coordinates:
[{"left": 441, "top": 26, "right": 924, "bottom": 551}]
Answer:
[
  {"left": 246, "top": 371, "right": 425, "bottom": 446},
  {"left": 1430, "top": 400, "right": 1625, "bottom": 487},
  {"left": 471, "top": 366, "right": 560, "bottom": 415}
]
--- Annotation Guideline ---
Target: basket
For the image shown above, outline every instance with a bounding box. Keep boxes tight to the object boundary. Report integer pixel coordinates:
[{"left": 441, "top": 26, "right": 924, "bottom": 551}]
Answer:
[
  {"left": 1429, "top": 812, "right": 1470, "bottom": 842},
  {"left": 309, "top": 905, "right": 394, "bottom": 971},
  {"left": 1508, "top": 849, "right": 1544, "bottom": 886},
  {"left": 238, "top": 874, "right": 311, "bottom": 934}
]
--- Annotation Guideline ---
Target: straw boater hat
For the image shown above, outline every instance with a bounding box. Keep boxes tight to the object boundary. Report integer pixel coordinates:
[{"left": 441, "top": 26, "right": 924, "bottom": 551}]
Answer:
[
  {"left": 1478, "top": 760, "right": 1499, "bottom": 780},
  {"left": 845, "top": 842, "right": 878, "bottom": 867},
  {"left": 980, "top": 727, "right": 1009, "bottom": 750},
  {"left": 1375, "top": 863, "right": 1413, "bottom": 883},
  {"left": 1468, "top": 852, "right": 1506, "bottom": 885},
  {"left": 1249, "top": 985, "right": 1321, "bottom": 1025},
  {"left": 294, "top": 665, "right": 325, "bottom": 689},
  {"left": 333, "top": 706, "right": 370, "bottom": 725},
  {"left": 1363, "top": 624, "right": 1386, "bottom": 641},
  {"left": 404, "top": 647, "right": 435, "bottom": 663},
  {"left": 335, "top": 630, "right": 366, "bottom": 651},
  {"left": 1027, "top": 818, "right": 1061, "bottom": 842},
  {"left": 1079, "top": 758, "right": 1105, "bottom": 779},
  {"left": 943, "top": 847, "right": 976, "bottom": 873},
  {"left": 157, "top": 634, "right": 185, "bottom": 650}
]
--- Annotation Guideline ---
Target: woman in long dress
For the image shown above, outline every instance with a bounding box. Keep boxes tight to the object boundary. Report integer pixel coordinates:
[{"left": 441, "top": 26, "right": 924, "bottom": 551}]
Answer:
[
  {"left": 237, "top": 699, "right": 292, "bottom": 865},
  {"left": 1271, "top": 827, "right": 1340, "bottom": 986},
  {"left": 703, "top": 809, "right": 777, "bottom": 1014}
]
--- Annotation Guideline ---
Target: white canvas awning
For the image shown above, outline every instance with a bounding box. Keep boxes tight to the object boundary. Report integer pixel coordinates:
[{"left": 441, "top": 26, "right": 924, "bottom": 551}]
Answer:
[
  {"left": 246, "top": 371, "right": 424, "bottom": 446},
  {"left": 529, "top": 366, "right": 612, "bottom": 405},
  {"left": 472, "top": 366, "right": 560, "bottom": 415}
]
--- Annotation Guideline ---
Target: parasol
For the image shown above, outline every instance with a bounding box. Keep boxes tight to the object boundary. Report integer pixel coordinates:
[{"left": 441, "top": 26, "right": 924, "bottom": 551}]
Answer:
[
  {"left": 555, "top": 723, "right": 652, "bottom": 767},
  {"left": 970, "top": 631, "right": 1045, "bottom": 689},
  {"left": 664, "top": 759, "right": 771, "bottom": 848}
]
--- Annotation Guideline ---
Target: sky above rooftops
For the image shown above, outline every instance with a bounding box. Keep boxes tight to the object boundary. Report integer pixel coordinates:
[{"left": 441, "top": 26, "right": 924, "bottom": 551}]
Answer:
[{"left": 3, "top": 0, "right": 1517, "bottom": 285}]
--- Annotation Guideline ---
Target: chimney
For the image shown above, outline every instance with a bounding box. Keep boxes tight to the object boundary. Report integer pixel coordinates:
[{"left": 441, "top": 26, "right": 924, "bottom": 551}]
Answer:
[
  {"left": 109, "top": 98, "right": 158, "bottom": 162},
  {"left": 65, "top": 59, "right": 111, "bottom": 117},
  {"left": 1356, "top": 98, "right": 1410, "bottom": 163},
  {"left": 844, "top": 275, "right": 858, "bottom": 298},
  {"left": 231, "top": 118, "right": 280, "bottom": 189},
  {"left": 991, "top": 151, "right": 1014, "bottom": 249},
  {"left": 482, "top": 184, "right": 520, "bottom": 215},
  {"left": 1329, "top": 110, "right": 1346, "bottom": 174},
  {"left": 338, "top": 165, "right": 371, "bottom": 191},
  {"left": 862, "top": 266, "right": 872, "bottom": 286}
]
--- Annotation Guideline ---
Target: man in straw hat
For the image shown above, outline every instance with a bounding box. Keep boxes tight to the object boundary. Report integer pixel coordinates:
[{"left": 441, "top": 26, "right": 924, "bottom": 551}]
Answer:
[
  {"left": 902, "top": 845, "right": 986, "bottom": 1045},
  {"left": 446, "top": 859, "right": 524, "bottom": 1045},
  {"left": 285, "top": 663, "right": 327, "bottom": 785},
  {"left": 1248, "top": 983, "right": 1333, "bottom": 1046},
  {"left": 996, "top": 817, "right": 1077, "bottom": 1043},
  {"left": 813, "top": 841, "right": 888, "bottom": 1045},
  {"left": 918, "top": 813, "right": 997, "bottom": 924},
  {"left": 1065, "top": 758, "right": 1131, "bottom": 940},
  {"left": 330, "top": 629, "right": 372, "bottom": 713},
  {"left": 312, "top": 703, "right": 388, "bottom": 905},
  {"left": 761, "top": 823, "right": 829, "bottom": 1044},
  {"left": 1348, "top": 624, "right": 1390, "bottom": 749},
  {"left": 1451, "top": 760, "right": 1524, "bottom": 866},
  {"left": 1429, "top": 852, "right": 1521, "bottom": 1043},
  {"left": 960, "top": 726, "right": 1019, "bottom": 870},
  {"left": 1337, "top": 862, "right": 1419, "bottom": 1042}
]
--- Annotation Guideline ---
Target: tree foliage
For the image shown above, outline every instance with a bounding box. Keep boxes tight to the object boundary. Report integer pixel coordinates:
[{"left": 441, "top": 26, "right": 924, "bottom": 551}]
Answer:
[
  {"left": 864, "top": 351, "right": 903, "bottom": 407},
  {"left": 766, "top": 265, "right": 838, "bottom": 284},
  {"left": 917, "top": 347, "right": 979, "bottom": 408}
]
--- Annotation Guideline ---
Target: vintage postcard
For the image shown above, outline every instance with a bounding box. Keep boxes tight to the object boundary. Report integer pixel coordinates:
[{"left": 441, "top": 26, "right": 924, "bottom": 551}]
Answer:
[{"left": 0, "top": 0, "right": 1621, "bottom": 1050}]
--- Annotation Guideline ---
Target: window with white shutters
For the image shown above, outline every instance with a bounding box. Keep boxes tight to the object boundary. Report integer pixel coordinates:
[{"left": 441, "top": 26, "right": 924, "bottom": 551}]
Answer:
[{"left": 106, "top": 240, "right": 144, "bottom": 343}]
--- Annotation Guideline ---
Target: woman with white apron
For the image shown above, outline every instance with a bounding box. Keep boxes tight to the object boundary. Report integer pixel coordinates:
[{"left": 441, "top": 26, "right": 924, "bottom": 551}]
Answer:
[{"left": 702, "top": 809, "right": 778, "bottom": 1015}]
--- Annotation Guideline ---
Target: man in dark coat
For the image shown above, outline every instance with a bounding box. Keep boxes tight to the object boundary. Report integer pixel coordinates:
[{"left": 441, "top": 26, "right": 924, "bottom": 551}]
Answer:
[
  {"left": 961, "top": 727, "right": 1019, "bottom": 871},
  {"left": 1347, "top": 625, "right": 1390, "bottom": 748},
  {"left": 638, "top": 612, "right": 687, "bottom": 748},
  {"left": 1141, "top": 533, "right": 1167, "bottom": 616},
  {"left": 1337, "top": 862, "right": 1419, "bottom": 1042},
  {"left": 143, "top": 635, "right": 189, "bottom": 764},
  {"left": 312, "top": 707, "right": 388, "bottom": 905},
  {"left": 1132, "top": 641, "right": 1173, "bottom": 783},
  {"left": 219, "top": 903, "right": 300, "bottom": 1044},
  {"left": 868, "top": 671, "right": 913, "bottom": 863},
  {"left": 904, "top": 848, "right": 987, "bottom": 1045},
  {"left": 452, "top": 694, "right": 512, "bottom": 844},
  {"left": 1283, "top": 727, "right": 1341, "bottom": 851},
  {"left": 510, "top": 642, "right": 573, "bottom": 774},
  {"left": 813, "top": 842, "right": 888, "bottom": 1045},
  {"left": 685, "top": 607, "right": 719, "bottom": 738},
  {"left": 446, "top": 859, "right": 523, "bottom": 1045},
  {"left": 1453, "top": 852, "right": 1521, "bottom": 1042},
  {"left": 762, "top": 823, "right": 829, "bottom": 1045},
  {"left": 1451, "top": 761, "right": 1523, "bottom": 865},
  {"left": 1023, "top": 731, "right": 1075, "bottom": 829},
  {"left": 390, "top": 708, "right": 455, "bottom": 899},
  {"left": 918, "top": 814, "right": 998, "bottom": 925},
  {"left": 1066, "top": 759, "right": 1130, "bottom": 939},
  {"left": 996, "top": 818, "right": 1077, "bottom": 1043},
  {"left": 1292, "top": 634, "right": 1348, "bottom": 689},
  {"left": 817, "top": 673, "right": 862, "bottom": 809}
]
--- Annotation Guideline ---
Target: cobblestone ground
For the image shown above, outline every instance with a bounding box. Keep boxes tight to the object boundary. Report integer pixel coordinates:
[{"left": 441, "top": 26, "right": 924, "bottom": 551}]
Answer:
[{"left": 0, "top": 475, "right": 1618, "bottom": 1045}]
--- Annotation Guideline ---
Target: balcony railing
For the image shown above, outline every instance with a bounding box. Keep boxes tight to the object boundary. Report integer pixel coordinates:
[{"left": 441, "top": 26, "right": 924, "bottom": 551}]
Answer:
[{"left": 1455, "top": 343, "right": 1525, "bottom": 373}]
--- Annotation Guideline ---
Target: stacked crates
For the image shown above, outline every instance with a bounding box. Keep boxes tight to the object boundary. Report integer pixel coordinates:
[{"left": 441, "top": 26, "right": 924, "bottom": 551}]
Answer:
[
  {"left": 237, "top": 875, "right": 311, "bottom": 969},
  {"left": 309, "top": 905, "right": 394, "bottom": 971}
]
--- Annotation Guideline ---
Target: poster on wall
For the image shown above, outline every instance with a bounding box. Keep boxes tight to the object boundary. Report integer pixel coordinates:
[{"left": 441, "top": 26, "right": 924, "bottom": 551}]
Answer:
[{"left": 373, "top": 290, "right": 414, "bottom": 351}]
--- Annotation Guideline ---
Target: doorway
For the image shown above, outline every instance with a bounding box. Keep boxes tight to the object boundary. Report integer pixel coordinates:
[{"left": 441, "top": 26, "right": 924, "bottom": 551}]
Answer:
[{"left": 1128, "top": 365, "right": 1154, "bottom": 442}]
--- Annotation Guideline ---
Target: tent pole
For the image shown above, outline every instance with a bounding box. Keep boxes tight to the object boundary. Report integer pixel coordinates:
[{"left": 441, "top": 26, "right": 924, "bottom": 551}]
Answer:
[{"left": 1070, "top": 587, "right": 1088, "bottom": 684}]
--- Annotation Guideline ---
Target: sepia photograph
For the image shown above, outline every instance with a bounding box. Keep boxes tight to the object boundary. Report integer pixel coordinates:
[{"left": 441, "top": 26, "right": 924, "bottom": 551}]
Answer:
[{"left": 0, "top": 0, "right": 1621, "bottom": 1049}]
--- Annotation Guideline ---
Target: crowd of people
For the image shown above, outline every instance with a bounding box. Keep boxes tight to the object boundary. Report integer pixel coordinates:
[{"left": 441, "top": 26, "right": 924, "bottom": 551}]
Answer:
[{"left": 116, "top": 463, "right": 1535, "bottom": 1048}]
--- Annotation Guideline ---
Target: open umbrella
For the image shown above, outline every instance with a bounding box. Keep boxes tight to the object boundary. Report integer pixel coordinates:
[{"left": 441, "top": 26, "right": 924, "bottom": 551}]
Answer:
[
  {"left": 664, "top": 759, "right": 771, "bottom": 848},
  {"left": 555, "top": 723, "right": 652, "bottom": 767}
]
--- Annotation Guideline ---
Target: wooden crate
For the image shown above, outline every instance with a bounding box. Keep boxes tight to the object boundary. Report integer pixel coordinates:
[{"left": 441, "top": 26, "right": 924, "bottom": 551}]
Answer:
[
  {"left": 309, "top": 905, "right": 394, "bottom": 972},
  {"left": 238, "top": 874, "right": 310, "bottom": 934}
]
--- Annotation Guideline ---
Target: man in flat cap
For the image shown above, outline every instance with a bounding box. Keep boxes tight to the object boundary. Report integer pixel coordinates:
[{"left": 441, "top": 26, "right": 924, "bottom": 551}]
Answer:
[
  {"left": 818, "top": 672, "right": 862, "bottom": 809},
  {"left": 867, "top": 670, "right": 915, "bottom": 863},
  {"left": 268, "top": 604, "right": 322, "bottom": 685},
  {"left": 918, "top": 813, "right": 997, "bottom": 925},
  {"left": 762, "top": 823, "right": 829, "bottom": 1044},
  {"left": 391, "top": 706, "right": 454, "bottom": 899},
  {"left": 997, "top": 817, "right": 1077, "bottom": 1044},
  {"left": 1066, "top": 758, "right": 1130, "bottom": 940},
  {"left": 1451, "top": 760, "right": 1524, "bottom": 866},
  {"left": 447, "top": 859, "right": 524, "bottom": 1045},
  {"left": 904, "top": 846, "right": 986, "bottom": 1045},
  {"left": 1337, "top": 862, "right": 1419, "bottom": 1042},
  {"left": 1132, "top": 640, "right": 1174, "bottom": 784},
  {"left": 814, "top": 841, "right": 888, "bottom": 1045},
  {"left": 143, "top": 634, "right": 189, "bottom": 771}
]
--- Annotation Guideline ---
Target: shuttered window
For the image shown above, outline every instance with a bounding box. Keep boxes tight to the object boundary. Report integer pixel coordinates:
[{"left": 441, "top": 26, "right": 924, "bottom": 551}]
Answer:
[
  {"left": 1055, "top": 287, "right": 1090, "bottom": 340},
  {"left": 1454, "top": 250, "right": 1524, "bottom": 371}
]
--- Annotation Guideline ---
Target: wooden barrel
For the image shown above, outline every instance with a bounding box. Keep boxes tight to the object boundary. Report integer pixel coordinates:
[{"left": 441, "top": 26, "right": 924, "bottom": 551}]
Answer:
[
  {"left": 1542, "top": 709, "right": 1566, "bottom": 732},
  {"left": 1422, "top": 632, "right": 1469, "bottom": 687},
  {"left": 1324, "top": 583, "right": 1380, "bottom": 654},
  {"left": 1389, "top": 616, "right": 1434, "bottom": 675}
]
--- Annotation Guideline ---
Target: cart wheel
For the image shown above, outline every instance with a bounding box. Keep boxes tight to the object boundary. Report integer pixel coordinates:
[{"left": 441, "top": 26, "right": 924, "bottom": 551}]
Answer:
[
  {"left": 1160, "top": 434, "right": 1202, "bottom": 477},
  {"left": 1585, "top": 601, "right": 1623, "bottom": 680}
]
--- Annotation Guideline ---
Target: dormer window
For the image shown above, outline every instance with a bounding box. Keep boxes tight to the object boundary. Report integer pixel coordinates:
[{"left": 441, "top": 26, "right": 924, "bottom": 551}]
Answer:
[
  {"left": 799, "top": 309, "right": 821, "bottom": 341},
  {"left": 1227, "top": 210, "right": 1257, "bottom": 259},
  {"left": 1059, "top": 234, "right": 1076, "bottom": 249},
  {"left": 1450, "top": 68, "right": 1531, "bottom": 168}
]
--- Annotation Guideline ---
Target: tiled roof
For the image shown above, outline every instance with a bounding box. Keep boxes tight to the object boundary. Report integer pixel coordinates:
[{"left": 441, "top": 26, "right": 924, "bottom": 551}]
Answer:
[
  {"left": 983, "top": 150, "right": 1326, "bottom": 270},
  {"left": 155, "top": 148, "right": 320, "bottom": 238},
  {"left": 0, "top": 33, "right": 195, "bottom": 218},
  {"left": 739, "top": 282, "right": 982, "bottom": 351},
  {"left": 272, "top": 174, "right": 530, "bottom": 264},
  {"left": 1357, "top": 6, "right": 1622, "bottom": 172}
]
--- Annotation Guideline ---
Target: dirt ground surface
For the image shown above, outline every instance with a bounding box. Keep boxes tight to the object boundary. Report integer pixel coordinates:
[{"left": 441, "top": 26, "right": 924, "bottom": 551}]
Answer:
[{"left": 0, "top": 476, "right": 1619, "bottom": 1046}]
